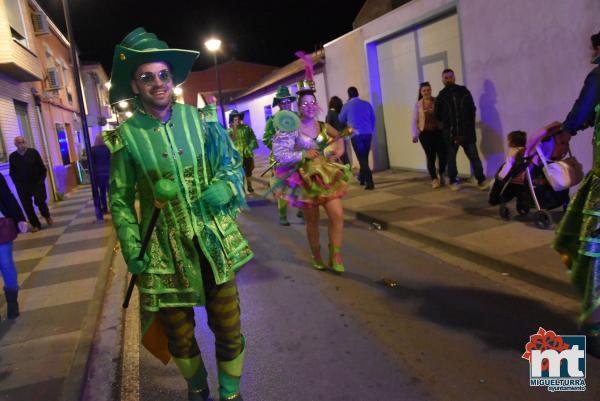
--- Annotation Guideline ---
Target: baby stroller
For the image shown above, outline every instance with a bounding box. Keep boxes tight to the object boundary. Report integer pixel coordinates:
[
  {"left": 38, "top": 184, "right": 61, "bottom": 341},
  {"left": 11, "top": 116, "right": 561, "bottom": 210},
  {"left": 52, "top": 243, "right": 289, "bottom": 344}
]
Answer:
[{"left": 488, "top": 125, "right": 580, "bottom": 229}]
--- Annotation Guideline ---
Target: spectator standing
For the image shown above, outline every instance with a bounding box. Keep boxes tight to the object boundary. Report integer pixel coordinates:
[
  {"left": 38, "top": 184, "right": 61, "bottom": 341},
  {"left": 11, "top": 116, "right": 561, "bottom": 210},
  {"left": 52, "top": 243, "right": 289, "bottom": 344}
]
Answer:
[
  {"left": 561, "top": 32, "right": 600, "bottom": 135},
  {"left": 339, "top": 87, "right": 376, "bottom": 189},
  {"left": 435, "top": 69, "right": 488, "bottom": 191},
  {"left": 9, "top": 136, "right": 53, "bottom": 232},
  {"left": 91, "top": 133, "right": 111, "bottom": 214},
  {"left": 412, "top": 82, "right": 446, "bottom": 188},
  {"left": 553, "top": 30, "right": 600, "bottom": 357},
  {"left": 228, "top": 110, "right": 258, "bottom": 193},
  {"left": 0, "top": 173, "right": 28, "bottom": 321},
  {"left": 326, "top": 96, "right": 350, "bottom": 165}
]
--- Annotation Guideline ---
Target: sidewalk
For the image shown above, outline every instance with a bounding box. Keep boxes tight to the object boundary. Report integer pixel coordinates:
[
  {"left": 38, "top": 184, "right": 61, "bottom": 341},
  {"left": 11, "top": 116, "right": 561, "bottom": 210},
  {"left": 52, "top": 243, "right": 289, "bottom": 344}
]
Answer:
[
  {"left": 251, "top": 153, "right": 574, "bottom": 299},
  {"left": 0, "top": 187, "right": 115, "bottom": 401}
]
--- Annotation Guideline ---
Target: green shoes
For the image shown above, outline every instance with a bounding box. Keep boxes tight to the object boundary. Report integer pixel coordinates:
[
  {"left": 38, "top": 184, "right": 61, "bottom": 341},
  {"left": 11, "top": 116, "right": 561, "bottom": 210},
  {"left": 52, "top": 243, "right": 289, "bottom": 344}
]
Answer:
[
  {"left": 217, "top": 339, "right": 246, "bottom": 401},
  {"left": 172, "top": 355, "right": 212, "bottom": 401},
  {"left": 329, "top": 244, "right": 345, "bottom": 273},
  {"left": 310, "top": 247, "right": 326, "bottom": 270}
]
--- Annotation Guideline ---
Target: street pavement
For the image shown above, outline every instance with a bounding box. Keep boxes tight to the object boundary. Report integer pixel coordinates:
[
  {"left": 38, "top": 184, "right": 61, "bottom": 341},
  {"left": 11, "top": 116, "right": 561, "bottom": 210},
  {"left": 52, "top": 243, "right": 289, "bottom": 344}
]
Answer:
[
  {"left": 120, "top": 193, "right": 599, "bottom": 401},
  {"left": 252, "top": 153, "right": 573, "bottom": 299},
  {"left": 0, "top": 155, "right": 590, "bottom": 401},
  {"left": 0, "top": 187, "right": 115, "bottom": 401}
]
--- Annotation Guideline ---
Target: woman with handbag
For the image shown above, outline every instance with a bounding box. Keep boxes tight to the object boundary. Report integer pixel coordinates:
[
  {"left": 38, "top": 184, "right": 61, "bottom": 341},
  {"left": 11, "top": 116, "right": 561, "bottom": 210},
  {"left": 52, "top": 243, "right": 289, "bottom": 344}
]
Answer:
[{"left": 0, "top": 173, "right": 28, "bottom": 320}]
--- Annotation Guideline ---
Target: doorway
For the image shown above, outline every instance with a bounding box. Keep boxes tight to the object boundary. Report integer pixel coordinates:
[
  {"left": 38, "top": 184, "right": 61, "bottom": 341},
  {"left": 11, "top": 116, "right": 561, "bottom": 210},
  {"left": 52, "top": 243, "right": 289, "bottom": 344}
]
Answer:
[{"left": 375, "top": 12, "right": 470, "bottom": 174}]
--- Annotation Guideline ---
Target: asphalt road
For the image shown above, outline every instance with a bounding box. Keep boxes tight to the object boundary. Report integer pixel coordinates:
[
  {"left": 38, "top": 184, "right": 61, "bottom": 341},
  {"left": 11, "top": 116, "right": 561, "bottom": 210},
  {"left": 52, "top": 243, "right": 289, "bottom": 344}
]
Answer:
[{"left": 121, "top": 196, "right": 600, "bottom": 401}]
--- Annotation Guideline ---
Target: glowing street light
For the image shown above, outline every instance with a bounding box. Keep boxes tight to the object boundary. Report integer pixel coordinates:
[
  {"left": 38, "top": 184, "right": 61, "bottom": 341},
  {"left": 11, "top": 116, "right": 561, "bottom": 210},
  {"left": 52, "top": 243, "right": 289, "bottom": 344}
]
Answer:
[
  {"left": 118, "top": 100, "right": 128, "bottom": 109},
  {"left": 204, "top": 37, "right": 226, "bottom": 125},
  {"left": 174, "top": 86, "right": 183, "bottom": 96},
  {"left": 125, "top": 111, "right": 133, "bottom": 118},
  {"left": 205, "top": 38, "right": 221, "bottom": 52}
]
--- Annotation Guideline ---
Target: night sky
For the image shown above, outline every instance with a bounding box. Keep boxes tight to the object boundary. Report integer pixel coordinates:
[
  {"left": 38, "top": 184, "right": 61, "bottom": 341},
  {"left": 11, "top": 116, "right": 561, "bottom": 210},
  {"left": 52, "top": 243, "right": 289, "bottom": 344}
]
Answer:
[{"left": 36, "top": 0, "right": 367, "bottom": 73}]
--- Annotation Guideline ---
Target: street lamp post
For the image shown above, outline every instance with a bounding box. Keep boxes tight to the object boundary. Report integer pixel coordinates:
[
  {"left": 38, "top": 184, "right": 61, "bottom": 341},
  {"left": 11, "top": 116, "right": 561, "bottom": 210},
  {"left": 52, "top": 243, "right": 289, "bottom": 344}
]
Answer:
[
  {"left": 204, "top": 38, "right": 226, "bottom": 125},
  {"left": 60, "top": 0, "right": 103, "bottom": 221}
]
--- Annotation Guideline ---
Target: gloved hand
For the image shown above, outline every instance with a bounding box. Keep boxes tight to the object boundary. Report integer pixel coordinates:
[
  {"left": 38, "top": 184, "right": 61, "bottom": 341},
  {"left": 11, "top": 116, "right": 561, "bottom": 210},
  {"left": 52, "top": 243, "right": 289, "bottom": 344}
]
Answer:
[
  {"left": 127, "top": 252, "right": 150, "bottom": 275},
  {"left": 202, "top": 180, "right": 234, "bottom": 207}
]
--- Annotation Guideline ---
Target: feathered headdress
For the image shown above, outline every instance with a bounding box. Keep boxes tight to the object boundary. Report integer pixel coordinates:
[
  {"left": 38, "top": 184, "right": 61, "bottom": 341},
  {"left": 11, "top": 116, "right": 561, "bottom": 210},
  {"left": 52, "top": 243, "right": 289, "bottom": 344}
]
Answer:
[{"left": 295, "top": 50, "right": 315, "bottom": 94}]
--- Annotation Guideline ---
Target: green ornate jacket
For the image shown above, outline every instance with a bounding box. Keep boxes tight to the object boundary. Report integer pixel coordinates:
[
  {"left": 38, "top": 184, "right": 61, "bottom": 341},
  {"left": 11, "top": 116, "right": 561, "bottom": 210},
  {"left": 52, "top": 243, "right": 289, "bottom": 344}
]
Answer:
[
  {"left": 105, "top": 102, "right": 253, "bottom": 312},
  {"left": 228, "top": 124, "right": 258, "bottom": 159},
  {"left": 263, "top": 117, "right": 276, "bottom": 164}
]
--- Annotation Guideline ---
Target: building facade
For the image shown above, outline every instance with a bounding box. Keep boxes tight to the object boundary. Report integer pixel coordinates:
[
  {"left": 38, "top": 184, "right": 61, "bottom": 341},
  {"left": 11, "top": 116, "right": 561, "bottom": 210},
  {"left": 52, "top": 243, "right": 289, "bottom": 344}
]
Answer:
[
  {"left": 0, "top": 0, "right": 44, "bottom": 196},
  {"left": 324, "top": 0, "right": 600, "bottom": 176},
  {"left": 30, "top": 3, "right": 84, "bottom": 196},
  {"left": 0, "top": 0, "right": 112, "bottom": 200},
  {"left": 179, "top": 60, "right": 277, "bottom": 126},
  {"left": 81, "top": 62, "right": 113, "bottom": 145}
]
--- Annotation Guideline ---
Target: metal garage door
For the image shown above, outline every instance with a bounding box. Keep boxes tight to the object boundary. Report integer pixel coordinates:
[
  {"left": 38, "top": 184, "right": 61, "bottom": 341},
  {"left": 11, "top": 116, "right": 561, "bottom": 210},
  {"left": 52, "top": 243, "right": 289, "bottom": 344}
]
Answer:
[{"left": 377, "top": 13, "right": 471, "bottom": 174}]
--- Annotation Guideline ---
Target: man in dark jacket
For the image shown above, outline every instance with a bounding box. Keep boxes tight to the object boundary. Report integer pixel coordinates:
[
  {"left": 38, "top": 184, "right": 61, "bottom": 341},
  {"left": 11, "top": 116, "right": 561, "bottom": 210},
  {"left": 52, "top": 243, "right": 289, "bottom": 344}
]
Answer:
[
  {"left": 562, "top": 31, "right": 600, "bottom": 135},
  {"left": 435, "top": 69, "right": 488, "bottom": 191},
  {"left": 9, "top": 136, "right": 52, "bottom": 232},
  {"left": 91, "top": 133, "right": 111, "bottom": 214}
]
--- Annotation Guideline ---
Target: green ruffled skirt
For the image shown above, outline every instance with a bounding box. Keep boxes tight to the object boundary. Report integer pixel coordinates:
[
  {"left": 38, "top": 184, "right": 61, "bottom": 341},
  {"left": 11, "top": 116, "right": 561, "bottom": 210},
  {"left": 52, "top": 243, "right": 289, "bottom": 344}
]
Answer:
[
  {"left": 554, "top": 170, "right": 600, "bottom": 329},
  {"left": 272, "top": 156, "right": 351, "bottom": 208}
]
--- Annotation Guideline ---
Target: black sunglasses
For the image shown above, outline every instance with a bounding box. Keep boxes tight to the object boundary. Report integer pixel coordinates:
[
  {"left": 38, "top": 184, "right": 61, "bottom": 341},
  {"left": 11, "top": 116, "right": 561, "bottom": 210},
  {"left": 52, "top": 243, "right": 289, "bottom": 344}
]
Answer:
[{"left": 137, "top": 69, "right": 172, "bottom": 85}]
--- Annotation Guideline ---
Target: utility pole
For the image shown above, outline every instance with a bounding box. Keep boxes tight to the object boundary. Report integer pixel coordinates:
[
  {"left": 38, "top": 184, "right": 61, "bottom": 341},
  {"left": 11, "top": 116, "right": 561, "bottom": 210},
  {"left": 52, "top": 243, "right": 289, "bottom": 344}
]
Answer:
[{"left": 61, "top": 0, "right": 103, "bottom": 221}]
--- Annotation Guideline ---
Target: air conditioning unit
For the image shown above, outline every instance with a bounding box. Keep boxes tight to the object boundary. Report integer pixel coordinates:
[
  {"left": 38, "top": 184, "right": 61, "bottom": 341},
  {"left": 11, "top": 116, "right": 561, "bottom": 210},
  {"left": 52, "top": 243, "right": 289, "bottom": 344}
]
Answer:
[
  {"left": 46, "top": 68, "right": 61, "bottom": 90},
  {"left": 31, "top": 12, "right": 49, "bottom": 35}
]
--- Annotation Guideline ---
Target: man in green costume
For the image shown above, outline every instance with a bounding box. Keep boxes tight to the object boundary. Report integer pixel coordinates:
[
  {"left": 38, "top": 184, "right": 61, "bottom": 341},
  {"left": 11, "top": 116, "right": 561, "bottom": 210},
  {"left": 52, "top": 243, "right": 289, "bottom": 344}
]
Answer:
[
  {"left": 106, "top": 27, "right": 252, "bottom": 401},
  {"left": 263, "top": 86, "right": 301, "bottom": 225},
  {"left": 227, "top": 110, "right": 258, "bottom": 193}
]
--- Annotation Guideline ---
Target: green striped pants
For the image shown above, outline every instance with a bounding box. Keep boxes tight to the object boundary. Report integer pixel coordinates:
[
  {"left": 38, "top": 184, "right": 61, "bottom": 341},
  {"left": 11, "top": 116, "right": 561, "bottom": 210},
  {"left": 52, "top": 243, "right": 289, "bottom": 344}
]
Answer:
[{"left": 157, "top": 247, "right": 243, "bottom": 363}]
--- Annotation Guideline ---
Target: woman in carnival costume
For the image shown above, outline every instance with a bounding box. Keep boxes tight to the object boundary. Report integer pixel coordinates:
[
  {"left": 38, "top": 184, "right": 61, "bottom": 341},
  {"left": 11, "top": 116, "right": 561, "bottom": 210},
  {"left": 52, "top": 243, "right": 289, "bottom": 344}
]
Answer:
[
  {"left": 553, "top": 31, "right": 600, "bottom": 355},
  {"left": 271, "top": 52, "right": 351, "bottom": 272}
]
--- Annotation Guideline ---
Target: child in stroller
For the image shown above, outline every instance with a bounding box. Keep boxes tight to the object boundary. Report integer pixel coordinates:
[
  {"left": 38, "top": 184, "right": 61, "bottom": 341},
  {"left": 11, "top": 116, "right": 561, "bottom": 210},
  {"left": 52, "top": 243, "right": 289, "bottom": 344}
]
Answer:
[{"left": 488, "top": 124, "right": 572, "bottom": 229}]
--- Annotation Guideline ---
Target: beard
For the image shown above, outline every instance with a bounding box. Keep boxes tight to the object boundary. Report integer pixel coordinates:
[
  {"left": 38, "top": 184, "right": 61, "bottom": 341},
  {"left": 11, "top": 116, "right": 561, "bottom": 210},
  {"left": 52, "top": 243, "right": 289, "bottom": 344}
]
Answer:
[{"left": 138, "top": 85, "right": 173, "bottom": 110}]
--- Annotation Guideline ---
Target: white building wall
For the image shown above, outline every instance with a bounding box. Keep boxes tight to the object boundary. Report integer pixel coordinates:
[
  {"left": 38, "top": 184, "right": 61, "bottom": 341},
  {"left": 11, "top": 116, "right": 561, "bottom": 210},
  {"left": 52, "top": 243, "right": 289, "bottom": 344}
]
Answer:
[
  {"left": 324, "top": 0, "right": 600, "bottom": 175},
  {"left": 233, "top": 71, "right": 328, "bottom": 155}
]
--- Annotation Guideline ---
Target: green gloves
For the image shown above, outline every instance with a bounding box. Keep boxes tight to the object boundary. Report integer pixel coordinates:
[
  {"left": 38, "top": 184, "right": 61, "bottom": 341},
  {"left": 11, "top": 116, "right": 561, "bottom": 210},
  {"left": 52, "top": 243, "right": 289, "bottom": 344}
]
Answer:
[
  {"left": 202, "top": 180, "right": 234, "bottom": 207},
  {"left": 127, "top": 252, "right": 150, "bottom": 275}
]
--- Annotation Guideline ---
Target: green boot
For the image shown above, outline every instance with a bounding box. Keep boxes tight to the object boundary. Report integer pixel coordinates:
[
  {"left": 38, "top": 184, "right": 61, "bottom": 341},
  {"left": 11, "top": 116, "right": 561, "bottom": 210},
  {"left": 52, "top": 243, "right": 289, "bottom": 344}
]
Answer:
[
  {"left": 278, "top": 199, "right": 290, "bottom": 226},
  {"left": 173, "top": 355, "right": 212, "bottom": 401},
  {"left": 217, "top": 339, "right": 245, "bottom": 401},
  {"left": 329, "top": 244, "right": 345, "bottom": 273},
  {"left": 310, "top": 246, "right": 326, "bottom": 271}
]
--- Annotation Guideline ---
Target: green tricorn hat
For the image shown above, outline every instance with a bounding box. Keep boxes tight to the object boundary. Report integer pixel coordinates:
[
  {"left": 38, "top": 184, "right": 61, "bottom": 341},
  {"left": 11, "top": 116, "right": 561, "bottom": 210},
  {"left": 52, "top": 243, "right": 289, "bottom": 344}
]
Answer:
[
  {"left": 272, "top": 86, "right": 296, "bottom": 107},
  {"left": 108, "top": 27, "right": 199, "bottom": 104}
]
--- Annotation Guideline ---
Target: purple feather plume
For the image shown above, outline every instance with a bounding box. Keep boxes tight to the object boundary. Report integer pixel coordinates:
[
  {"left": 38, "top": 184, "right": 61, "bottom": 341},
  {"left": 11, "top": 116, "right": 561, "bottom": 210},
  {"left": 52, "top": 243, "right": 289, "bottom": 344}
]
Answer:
[{"left": 295, "top": 50, "right": 314, "bottom": 81}]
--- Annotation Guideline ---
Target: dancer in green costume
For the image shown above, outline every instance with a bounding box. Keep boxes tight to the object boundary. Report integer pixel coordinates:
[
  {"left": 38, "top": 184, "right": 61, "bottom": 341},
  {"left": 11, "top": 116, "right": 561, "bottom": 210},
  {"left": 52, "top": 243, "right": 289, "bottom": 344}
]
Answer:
[
  {"left": 228, "top": 111, "right": 258, "bottom": 193},
  {"left": 553, "top": 31, "right": 600, "bottom": 355},
  {"left": 106, "top": 28, "right": 252, "bottom": 400},
  {"left": 263, "top": 86, "right": 300, "bottom": 226}
]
